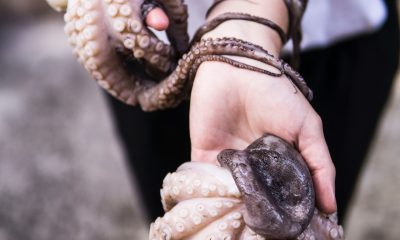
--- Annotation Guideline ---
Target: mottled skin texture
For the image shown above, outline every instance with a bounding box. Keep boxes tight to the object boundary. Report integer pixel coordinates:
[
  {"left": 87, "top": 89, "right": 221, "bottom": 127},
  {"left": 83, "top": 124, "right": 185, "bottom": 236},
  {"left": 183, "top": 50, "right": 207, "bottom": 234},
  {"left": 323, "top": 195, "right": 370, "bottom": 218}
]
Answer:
[
  {"left": 150, "top": 135, "right": 345, "bottom": 240},
  {"left": 48, "top": 0, "right": 312, "bottom": 111},
  {"left": 217, "top": 134, "right": 315, "bottom": 239}
]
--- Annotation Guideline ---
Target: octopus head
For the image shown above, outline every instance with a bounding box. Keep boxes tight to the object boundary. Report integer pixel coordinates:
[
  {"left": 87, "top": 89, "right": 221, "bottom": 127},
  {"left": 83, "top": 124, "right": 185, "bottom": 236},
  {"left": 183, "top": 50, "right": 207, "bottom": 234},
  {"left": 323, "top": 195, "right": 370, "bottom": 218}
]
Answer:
[{"left": 218, "top": 134, "right": 315, "bottom": 239}]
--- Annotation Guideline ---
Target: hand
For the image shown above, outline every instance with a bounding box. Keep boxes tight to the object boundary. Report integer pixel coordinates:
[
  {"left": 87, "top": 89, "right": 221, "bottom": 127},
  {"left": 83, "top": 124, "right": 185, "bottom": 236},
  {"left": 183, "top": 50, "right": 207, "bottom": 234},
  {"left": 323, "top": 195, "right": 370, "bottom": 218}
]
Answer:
[
  {"left": 190, "top": 60, "right": 337, "bottom": 214},
  {"left": 144, "top": 5, "right": 337, "bottom": 215}
]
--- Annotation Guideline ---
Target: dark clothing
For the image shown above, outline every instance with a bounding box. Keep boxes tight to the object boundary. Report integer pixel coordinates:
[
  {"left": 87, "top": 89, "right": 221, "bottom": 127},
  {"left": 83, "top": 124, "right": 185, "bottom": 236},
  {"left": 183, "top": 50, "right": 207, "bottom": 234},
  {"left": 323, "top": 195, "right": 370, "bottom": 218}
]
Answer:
[
  {"left": 105, "top": 97, "right": 190, "bottom": 221},
  {"left": 299, "top": 0, "right": 399, "bottom": 221},
  {"left": 106, "top": 0, "right": 399, "bottom": 222}
]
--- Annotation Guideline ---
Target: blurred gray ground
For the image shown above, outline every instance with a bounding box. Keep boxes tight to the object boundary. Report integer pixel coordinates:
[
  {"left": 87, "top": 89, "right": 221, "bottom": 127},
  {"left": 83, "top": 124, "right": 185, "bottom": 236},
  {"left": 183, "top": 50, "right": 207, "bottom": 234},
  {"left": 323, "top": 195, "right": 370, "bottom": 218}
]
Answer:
[
  {"left": 344, "top": 74, "right": 400, "bottom": 240},
  {"left": 0, "top": 17, "right": 148, "bottom": 240},
  {"left": 0, "top": 4, "right": 400, "bottom": 240}
]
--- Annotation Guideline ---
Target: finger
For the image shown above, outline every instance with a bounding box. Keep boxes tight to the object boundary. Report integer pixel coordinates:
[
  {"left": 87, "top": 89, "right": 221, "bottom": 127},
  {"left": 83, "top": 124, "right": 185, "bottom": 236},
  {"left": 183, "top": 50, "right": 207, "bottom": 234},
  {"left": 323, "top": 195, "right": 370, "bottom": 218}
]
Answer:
[
  {"left": 298, "top": 113, "right": 337, "bottom": 214},
  {"left": 145, "top": 7, "right": 169, "bottom": 31}
]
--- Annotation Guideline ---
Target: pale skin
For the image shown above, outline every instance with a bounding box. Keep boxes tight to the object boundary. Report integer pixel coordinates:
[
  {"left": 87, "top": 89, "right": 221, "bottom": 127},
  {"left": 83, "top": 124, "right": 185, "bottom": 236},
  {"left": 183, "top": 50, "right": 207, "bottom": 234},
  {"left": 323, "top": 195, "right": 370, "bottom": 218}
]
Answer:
[{"left": 146, "top": 0, "right": 337, "bottom": 214}]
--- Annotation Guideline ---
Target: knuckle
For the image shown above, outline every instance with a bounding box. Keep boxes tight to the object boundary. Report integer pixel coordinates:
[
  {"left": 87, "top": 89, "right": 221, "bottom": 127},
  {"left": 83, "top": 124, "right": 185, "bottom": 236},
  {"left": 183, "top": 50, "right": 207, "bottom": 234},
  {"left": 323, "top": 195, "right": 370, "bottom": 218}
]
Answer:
[{"left": 312, "top": 113, "right": 323, "bottom": 129}]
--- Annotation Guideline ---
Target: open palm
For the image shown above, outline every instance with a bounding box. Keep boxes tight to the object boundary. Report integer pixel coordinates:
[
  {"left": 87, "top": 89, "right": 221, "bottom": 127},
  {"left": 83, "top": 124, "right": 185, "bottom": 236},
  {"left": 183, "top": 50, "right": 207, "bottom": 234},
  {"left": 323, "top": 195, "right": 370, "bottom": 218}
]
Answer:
[{"left": 190, "top": 61, "right": 336, "bottom": 214}]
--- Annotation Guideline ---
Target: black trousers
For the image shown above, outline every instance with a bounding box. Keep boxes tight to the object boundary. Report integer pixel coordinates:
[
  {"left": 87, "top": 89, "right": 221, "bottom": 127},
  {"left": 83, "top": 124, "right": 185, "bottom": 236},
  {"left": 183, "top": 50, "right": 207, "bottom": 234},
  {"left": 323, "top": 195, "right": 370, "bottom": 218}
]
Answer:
[
  {"left": 106, "top": 0, "right": 399, "bottom": 222},
  {"left": 105, "top": 98, "right": 191, "bottom": 221},
  {"left": 299, "top": 0, "right": 399, "bottom": 221}
]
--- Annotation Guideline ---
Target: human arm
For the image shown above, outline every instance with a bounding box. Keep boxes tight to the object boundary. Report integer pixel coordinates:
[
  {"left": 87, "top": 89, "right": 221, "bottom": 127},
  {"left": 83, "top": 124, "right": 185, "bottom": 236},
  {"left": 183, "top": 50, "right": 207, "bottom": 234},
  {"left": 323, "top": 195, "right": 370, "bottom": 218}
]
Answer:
[{"left": 146, "top": 0, "right": 337, "bottom": 214}]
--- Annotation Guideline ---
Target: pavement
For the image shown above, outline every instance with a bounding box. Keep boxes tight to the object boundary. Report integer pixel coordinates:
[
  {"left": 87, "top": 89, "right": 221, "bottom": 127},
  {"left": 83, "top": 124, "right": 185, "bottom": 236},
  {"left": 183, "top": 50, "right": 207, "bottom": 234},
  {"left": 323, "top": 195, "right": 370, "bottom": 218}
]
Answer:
[
  {"left": 0, "top": 17, "right": 147, "bottom": 240},
  {"left": 0, "top": 10, "right": 399, "bottom": 240}
]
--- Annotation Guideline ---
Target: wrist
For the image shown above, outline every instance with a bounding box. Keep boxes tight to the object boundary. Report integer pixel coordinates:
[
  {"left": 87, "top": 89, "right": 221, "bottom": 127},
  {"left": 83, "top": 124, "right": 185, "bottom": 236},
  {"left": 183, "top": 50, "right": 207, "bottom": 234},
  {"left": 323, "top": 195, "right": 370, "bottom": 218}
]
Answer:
[{"left": 201, "top": 20, "right": 282, "bottom": 57}]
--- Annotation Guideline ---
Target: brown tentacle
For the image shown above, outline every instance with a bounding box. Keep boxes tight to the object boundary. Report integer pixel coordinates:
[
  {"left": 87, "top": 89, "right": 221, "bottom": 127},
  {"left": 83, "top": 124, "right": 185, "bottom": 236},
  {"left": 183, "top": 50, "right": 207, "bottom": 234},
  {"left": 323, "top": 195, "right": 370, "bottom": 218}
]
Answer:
[
  {"left": 208, "top": 37, "right": 313, "bottom": 100},
  {"left": 284, "top": 0, "right": 308, "bottom": 68},
  {"left": 191, "top": 12, "right": 288, "bottom": 46},
  {"left": 62, "top": 0, "right": 312, "bottom": 111},
  {"left": 156, "top": 0, "right": 190, "bottom": 55},
  {"left": 137, "top": 37, "right": 291, "bottom": 111},
  {"left": 141, "top": 0, "right": 161, "bottom": 20},
  {"left": 188, "top": 55, "right": 283, "bottom": 83},
  {"left": 205, "top": 0, "right": 309, "bottom": 69}
]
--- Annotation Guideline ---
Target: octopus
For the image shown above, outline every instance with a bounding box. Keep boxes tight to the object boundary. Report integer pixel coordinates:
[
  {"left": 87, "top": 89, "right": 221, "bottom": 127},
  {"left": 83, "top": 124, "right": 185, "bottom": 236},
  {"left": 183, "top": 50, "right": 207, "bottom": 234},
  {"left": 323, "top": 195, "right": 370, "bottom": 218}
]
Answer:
[
  {"left": 46, "top": 0, "right": 312, "bottom": 111},
  {"left": 150, "top": 134, "right": 345, "bottom": 240},
  {"left": 45, "top": 0, "right": 345, "bottom": 239}
]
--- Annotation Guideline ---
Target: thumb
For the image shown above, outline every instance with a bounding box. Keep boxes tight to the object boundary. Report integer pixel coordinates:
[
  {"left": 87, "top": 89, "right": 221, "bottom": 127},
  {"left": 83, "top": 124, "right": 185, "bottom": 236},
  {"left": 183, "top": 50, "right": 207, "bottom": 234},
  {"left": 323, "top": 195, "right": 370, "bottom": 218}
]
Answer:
[
  {"left": 145, "top": 7, "right": 169, "bottom": 31},
  {"left": 298, "top": 113, "right": 337, "bottom": 214}
]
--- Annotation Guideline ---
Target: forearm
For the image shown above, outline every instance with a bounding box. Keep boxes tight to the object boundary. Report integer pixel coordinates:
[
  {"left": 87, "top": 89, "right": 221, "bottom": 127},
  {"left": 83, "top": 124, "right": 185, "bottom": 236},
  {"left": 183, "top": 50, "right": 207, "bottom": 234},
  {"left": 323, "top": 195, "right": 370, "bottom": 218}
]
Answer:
[{"left": 203, "top": 0, "right": 289, "bottom": 56}]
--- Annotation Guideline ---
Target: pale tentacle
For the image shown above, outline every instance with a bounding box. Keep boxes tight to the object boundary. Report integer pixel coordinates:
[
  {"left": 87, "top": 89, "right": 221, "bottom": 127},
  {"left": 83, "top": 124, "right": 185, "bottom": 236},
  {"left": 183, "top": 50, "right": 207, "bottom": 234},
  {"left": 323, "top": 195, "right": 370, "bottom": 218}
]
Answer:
[
  {"left": 64, "top": 0, "right": 149, "bottom": 105},
  {"left": 100, "top": 0, "right": 176, "bottom": 73},
  {"left": 186, "top": 207, "right": 246, "bottom": 240},
  {"left": 150, "top": 135, "right": 345, "bottom": 240},
  {"left": 149, "top": 198, "right": 242, "bottom": 240},
  {"left": 161, "top": 169, "right": 240, "bottom": 211},
  {"left": 151, "top": 161, "right": 345, "bottom": 240},
  {"left": 298, "top": 211, "right": 345, "bottom": 240},
  {"left": 239, "top": 227, "right": 266, "bottom": 240}
]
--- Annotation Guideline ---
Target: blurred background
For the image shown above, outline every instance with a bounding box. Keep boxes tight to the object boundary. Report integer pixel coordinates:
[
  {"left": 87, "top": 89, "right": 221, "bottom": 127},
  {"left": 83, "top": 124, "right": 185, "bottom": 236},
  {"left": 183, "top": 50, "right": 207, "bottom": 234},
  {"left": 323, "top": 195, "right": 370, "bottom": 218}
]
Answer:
[{"left": 0, "top": 1, "right": 399, "bottom": 240}]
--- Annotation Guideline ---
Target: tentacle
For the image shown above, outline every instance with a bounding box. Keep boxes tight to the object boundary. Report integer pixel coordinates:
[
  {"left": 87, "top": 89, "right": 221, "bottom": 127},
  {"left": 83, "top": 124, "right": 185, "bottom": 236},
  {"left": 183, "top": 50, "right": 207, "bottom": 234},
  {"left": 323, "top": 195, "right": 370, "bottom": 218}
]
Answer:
[
  {"left": 55, "top": 0, "right": 313, "bottom": 110},
  {"left": 188, "top": 54, "right": 283, "bottom": 86},
  {"left": 156, "top": 0, "right": 190, "bottom": 55},
  {"left": 161, "top": 171, "right": 240, "bottom": 211},
  {"left": 149, "top": 198, "right": 242, "bottom": 240},
  {"left": 187, "top": 207, "right": 246, "bottom": 240},
  {"left": 297, "top": 211, "right": 345, "bottom": 240},
  {"left": 282, "top": 61, "right": 313, "bottom": 100},
  {"left": 150, "top": 158, "right": 345, "bottom": 240},
  {"left": 284, "top": 0, "right": 308, "bottom": 68},
  {"left": 136, "top": 37, "right": 287, "bottom": 110},
  {"left": 208, "top": 37, "right": 313, "bottom": 100},
  {"left": 239, "top": 226, "right": 266, "bottom": 240},
  {"left": 64, "top": 0, "right": 149, "bottom": 105},
  {"left": 191, "top": 12, "right": 288, "bottom": 46},
  {"left": 101, "top": 0, "right": 176, "bottom": 73},
  {"left": 161, "top": 162, "right": 240, "bottom": 211}
]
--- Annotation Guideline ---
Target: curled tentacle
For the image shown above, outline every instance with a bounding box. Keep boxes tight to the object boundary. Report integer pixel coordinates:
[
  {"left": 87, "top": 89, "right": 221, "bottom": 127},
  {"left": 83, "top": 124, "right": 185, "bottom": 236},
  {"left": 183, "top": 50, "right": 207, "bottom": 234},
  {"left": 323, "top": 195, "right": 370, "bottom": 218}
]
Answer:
[
  {"left": 62, "top": 0, "right": 176, "bottom": 106},
  {"left": 49, "top": 0, "right": 313, "bottom": 111}
]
